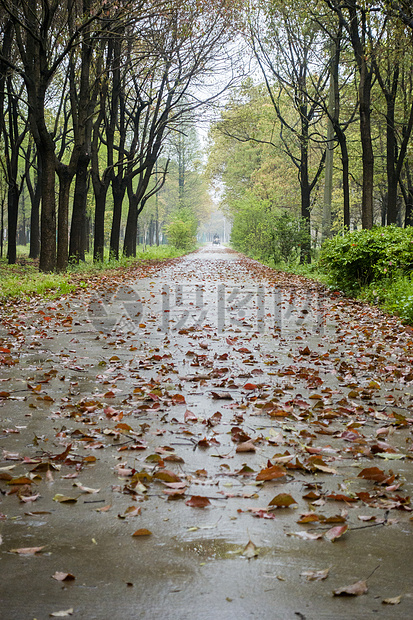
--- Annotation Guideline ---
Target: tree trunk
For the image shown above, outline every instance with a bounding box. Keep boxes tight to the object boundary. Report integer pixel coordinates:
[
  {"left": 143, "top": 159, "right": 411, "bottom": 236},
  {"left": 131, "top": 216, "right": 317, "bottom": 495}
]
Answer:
[
  {"left": 336, "top": 130, "right": 350, "bottom": 229},
  {"left": 403, "top": 162, "right": 413, "bottom": 227},
  {"left": 7, "top": 181, "right": 19, "bottom": 264},
  {"left": 39, "top": 147, "right": 57, "bottom": 272},
  {"left": 322, "top": 41, "right": 336, "bottom": 242},
  {"left": 56, "top": 165, "right": 73, "bottom": 271},
  {"left": 110, "top": 179, "right": 126, "bottom": 259},
  {"left": 385, "top": 93, "right": 398, "bottom": 224},
  {"left": 299, "top": 103, "right": 311, "bottom": 264},
  {"left": 124, "top": 178, "right": 138, "bottom": 257},
  {"left": 69, "top": 154, "right": 89, "bottom": 262},
  {"left": 0, "top": 196, "right": 4, "bottom": 258},
  {"left": 359, "top": 66, "right": 374, "bottom": 229},
  {"left": 92, "top": 181, "right": 109, "bottom": 262},
  {"left": 28, "top": 152, "right": 41, "bottom": 260}
]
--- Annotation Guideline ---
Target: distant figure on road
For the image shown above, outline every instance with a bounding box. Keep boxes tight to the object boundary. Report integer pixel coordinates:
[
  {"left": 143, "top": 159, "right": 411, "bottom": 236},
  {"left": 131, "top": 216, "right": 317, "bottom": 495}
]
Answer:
[{"left": 213, "top": 234, "right": 220, "bottom": 245}]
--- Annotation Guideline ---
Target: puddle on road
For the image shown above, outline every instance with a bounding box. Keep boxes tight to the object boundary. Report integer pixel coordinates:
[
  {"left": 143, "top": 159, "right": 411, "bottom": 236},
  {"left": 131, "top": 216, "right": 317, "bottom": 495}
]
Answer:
[{"left": 175, "top": 537, "right": 270, "bottom": 561}]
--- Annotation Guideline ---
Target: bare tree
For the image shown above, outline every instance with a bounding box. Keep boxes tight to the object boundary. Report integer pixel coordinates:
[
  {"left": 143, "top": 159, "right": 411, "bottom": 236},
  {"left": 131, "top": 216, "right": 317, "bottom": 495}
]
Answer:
[{"left": 246, "top": 4, "right": 329, "bottom": 261}]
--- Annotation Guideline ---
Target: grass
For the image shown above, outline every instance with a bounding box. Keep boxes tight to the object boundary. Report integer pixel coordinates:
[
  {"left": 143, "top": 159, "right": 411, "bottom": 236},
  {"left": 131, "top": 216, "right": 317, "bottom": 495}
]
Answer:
[
  {"left": 360, "top": 273, "right": 413, "bottom": 324},
  {"left": 0, "top": 260, "right": 74, "bottom": 301},
  {"left": 235, "top": 246, "right": 413, "bottom": 326},
  {"left": 274, "top": 258, "right": 413, "bottom": 325},
  {"left": 0, "top": 244, "right": 194, "bottom": 303}
]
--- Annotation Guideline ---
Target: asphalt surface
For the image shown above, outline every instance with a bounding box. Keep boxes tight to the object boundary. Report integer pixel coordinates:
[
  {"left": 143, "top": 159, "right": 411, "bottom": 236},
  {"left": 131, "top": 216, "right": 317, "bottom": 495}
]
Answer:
[{"left": 0, "top": 246, "right": 412, "bottom": 619}]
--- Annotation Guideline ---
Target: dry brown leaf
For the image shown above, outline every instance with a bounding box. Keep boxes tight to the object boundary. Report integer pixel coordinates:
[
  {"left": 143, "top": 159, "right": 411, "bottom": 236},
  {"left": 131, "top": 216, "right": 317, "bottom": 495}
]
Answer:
[
  {"left": 333, "top": 580, "right": 368, "bottom": 596},
  {"left": 242, "top": 540, "right": 259, "bottom": 559},
  {"left": 301, "top": 567, "right": 330, "bottom": 581},
  {"left": 52, "top": 572, "right": 75, "bottom": 582},
  {"left": 236, "top": 440, "right": 256, "bottom": 453},
  {"left": 10, "top": 546, "right": 45, "bottom": 555}
]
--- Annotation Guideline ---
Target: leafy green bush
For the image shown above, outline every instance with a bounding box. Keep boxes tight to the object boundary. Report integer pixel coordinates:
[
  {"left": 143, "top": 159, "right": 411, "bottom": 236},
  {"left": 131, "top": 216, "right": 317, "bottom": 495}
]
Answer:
[
  {"left": 319, "top": 226, "right": 413, "bottom": 293},
  {"left": 362, "top": 274, "right": 413, "bottom": 324},
  {"left": 270, "top": 211, "right": 311, "bottom": 263},
  {"left": 165, "top": 208, "right": 198, "bottom": 250},
  {"left": 230, "top": 196, "right": 310, "bottom": 264}
]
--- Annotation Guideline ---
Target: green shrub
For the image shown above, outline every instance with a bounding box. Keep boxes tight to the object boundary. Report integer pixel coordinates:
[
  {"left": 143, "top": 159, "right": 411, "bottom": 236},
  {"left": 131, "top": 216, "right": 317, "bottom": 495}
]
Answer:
[
  {"left": 230, "top": 196, "right": 310, "bottom": 264},
  {"left": 319, "top": 226, "right": 413, "bottom": 293},
  {"left": 363, "top": 274, "right": 413, "bottom": 324},
  {"left": 165, "top": 208, "right": 198, "bottom": 250}
]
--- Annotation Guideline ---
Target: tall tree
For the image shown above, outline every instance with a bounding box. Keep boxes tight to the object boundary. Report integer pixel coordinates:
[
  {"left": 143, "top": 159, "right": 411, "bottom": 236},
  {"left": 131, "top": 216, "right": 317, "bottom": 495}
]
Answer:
[
  {"left": 323, "top": 0, "right": 387, "bottom": 229},
  {"left": 246, "top": 3, "right": 328, "bottom": 261},
  {"left": 0, "top": 16, "right": 29, "bottom": 264},
  {"left": 121, "top": 0, "right": 240, "bottom": 257},
  {"left": 0, "top": 0, "right": 136, "bottom": 270},
  {"left": 373, "top": 25, "right": 413, "bottom": 225}
]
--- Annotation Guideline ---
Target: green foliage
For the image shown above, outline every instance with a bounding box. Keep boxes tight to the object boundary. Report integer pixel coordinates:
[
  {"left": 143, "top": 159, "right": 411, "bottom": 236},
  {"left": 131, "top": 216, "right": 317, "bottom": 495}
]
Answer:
[
  {"left": 0, "top": 245, "right": 192, "bottom": 302},
  {"left": 270, "top": 211, "right": 311, "bottom": 263},
  {"left": 362, "top": 275, "right": 413, "bottom": 324},
  {"left": 164, "top": 208, "right": 198, "bottom": 250},
  {"left": 230, "top": 196, "right": 310, "bottom": 265},
  {"left": 319, "top": 226, "right": 413, "bottom": 293},
  {"left": 0, "top": 261, "right": 74, "bottom": 301},
  {"left": 230, "top": 197, "right": 273, "bottom": 260}
]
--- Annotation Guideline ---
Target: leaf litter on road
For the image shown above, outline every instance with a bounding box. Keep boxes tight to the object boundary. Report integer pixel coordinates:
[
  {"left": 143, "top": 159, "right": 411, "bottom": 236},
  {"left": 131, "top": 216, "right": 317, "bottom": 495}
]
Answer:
[{"left": 1, "top": 247, "right": 412, "bottom": 613}]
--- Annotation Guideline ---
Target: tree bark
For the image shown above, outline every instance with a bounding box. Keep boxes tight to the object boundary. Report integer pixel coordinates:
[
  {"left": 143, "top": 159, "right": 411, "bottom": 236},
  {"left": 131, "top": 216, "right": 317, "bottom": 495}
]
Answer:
[
  {"left": 110, "top": 179, "right": 126, "bottom": 259},
  {"left": 56, "top": 165, "right": 73, "bottom": 270},
  {"left": 39, "top": 146, "right": 57, "bottom": 272},
  {"left": 359, "top": 64, "right": 374, "bottom": 229},
  {"left": 69, "top": 153, "right": 89, "bottom": 262}
]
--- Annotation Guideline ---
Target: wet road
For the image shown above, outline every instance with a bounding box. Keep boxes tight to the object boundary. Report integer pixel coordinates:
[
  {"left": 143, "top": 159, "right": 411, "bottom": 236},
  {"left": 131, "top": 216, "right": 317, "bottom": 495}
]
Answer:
[{"left": 0, "top": 246, "right": 412, "bottom": 619}]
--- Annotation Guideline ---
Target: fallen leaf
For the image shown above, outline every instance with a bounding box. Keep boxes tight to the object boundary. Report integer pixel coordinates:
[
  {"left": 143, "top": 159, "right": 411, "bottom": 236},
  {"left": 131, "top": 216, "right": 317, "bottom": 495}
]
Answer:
[
  {"left": 236, "top": 440, "right": 256, "bottom": 453},
  {"left": 184, "top": 409, "right": 198, "bottom": 422},
  {"left": 313, "top": 464, "right": 338, "bottom": 475},
  {"left": 49, "top": 609, "right": 74, "bottom": 617},
  {"left": 333, "top": 580, "right": 368, "bottom": 596},
  {"left": 171, "top": 393, "right": 186, "bottom": 405},
  {"left": 286, "top": 531, "right": 323, "bottom": 540},
  {"left": 256, "top": 465, "right": 287, "bottom": 481},
  {"left": 123, "top": 506, "right": 142, "bottom": 517},
  {"left": 185, "top": 495, "right": 211, "bottom": 508},
  {"left": 132, "top": 529, "right": 152, "bottom": 536},
  {"left": 73, "top": 483, "right": 100, "bottom": 494},
  {"left": 382, "top": 595, "right": 402, "bottom": 605},
  {"left": 327, "top": 493, "right": 357, "bottom": 503},
  {"left": 242, "top": 540, "right": 258, "bottom": 559},
  {"left": 301, "top": 567, "right": 330, "bottom": 581},
  {"left": 10, "top": 546, "right": 45, "bottom": 555},
  {"left": 153, "top": 469, "right": 181, "bottom": 483},
  {"left": 7, "top": 476, "right": 33, "bottom": 485},
  {"left": 324, "top": 524, "right": 348, "bottom": 542},
  {"left": 268, "top": 493, "right": 297, "bottom": 508},
  {"left": 53, "top": 494, "right": 78, "bottom": 504},
  {"left": 243, "top": 383, "right": 257, "bottom": 390},
  {"left": 210, "top": 391, "right": 233, "bottom": 400},
  {"left": 358, "top": 467, "right": 390, "bottom": 483},
  {"left": 52, "top": 572, "right": 75, "bottom": 582}
]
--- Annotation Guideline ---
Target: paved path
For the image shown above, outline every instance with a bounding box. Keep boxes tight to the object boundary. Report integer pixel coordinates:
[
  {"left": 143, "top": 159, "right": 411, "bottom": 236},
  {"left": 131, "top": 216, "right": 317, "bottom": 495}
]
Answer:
[{"left": 1, "top": 246, "right": 412, "bottom": 619}]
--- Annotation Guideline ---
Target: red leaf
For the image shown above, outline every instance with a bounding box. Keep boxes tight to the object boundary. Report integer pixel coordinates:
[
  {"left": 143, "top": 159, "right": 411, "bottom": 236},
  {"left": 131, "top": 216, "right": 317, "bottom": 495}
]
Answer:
[
  {"left": 171, "top": 394, "right": 186, "bottom": 405},
  {"left": 243, "top": 383, "right": 257, "bottom": 390},
  {"left": 324, "top": 524, "right": 348, "bottom": 541},
  {"left": 185, "top": 495, "right": 211, "bottom": 508},
  {"left": 256, "top": 465, "right": 287, "bottom": 481},
  {"left": 358, "top": 467, "right": 390, "bottom": 483}
]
